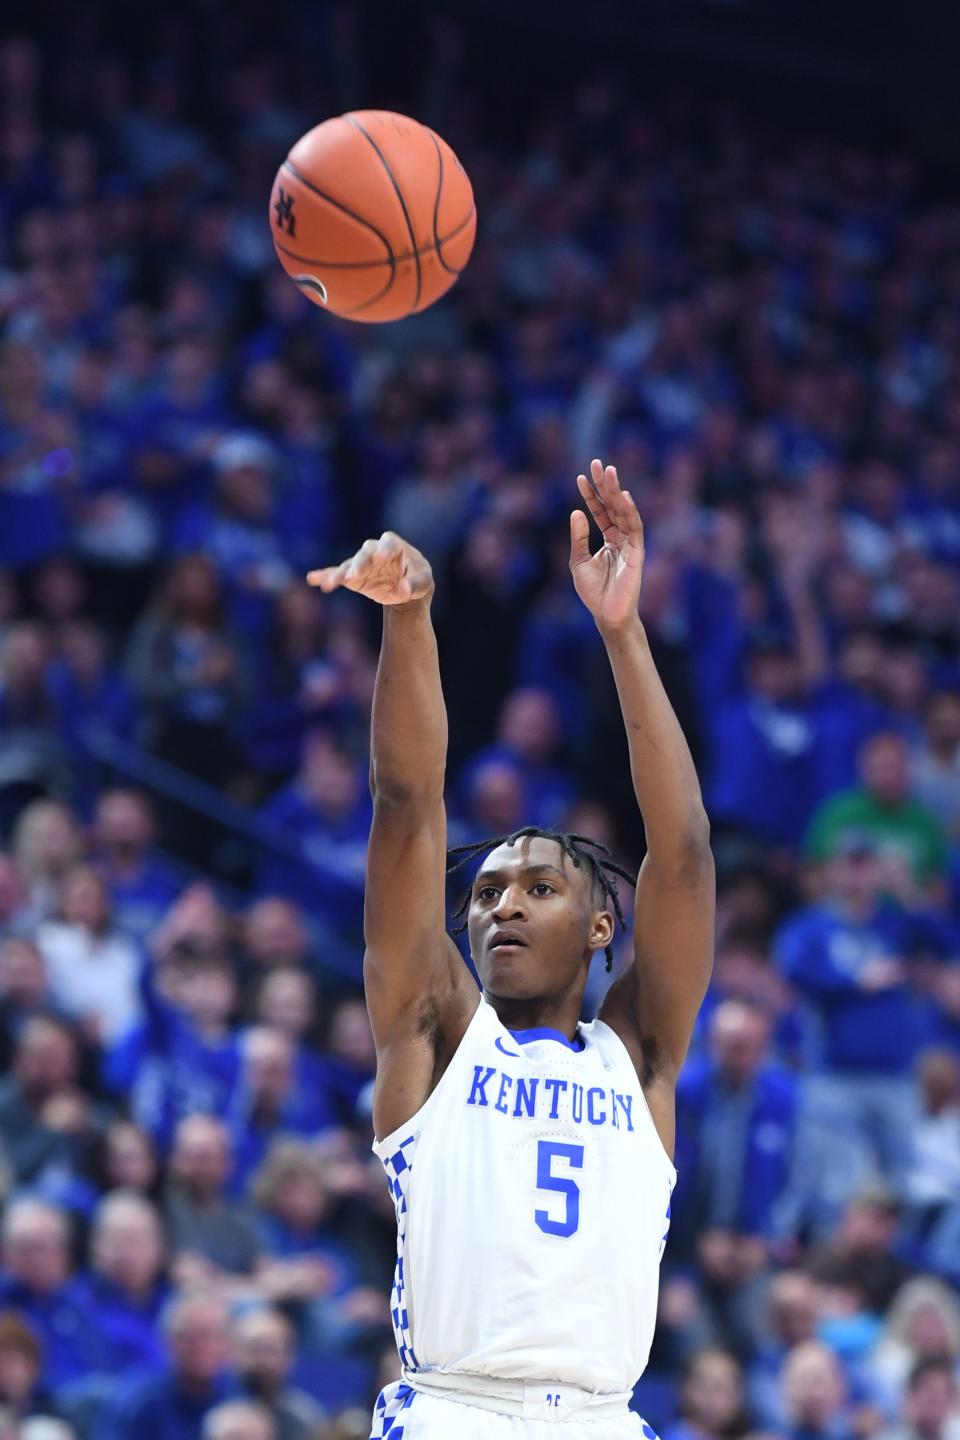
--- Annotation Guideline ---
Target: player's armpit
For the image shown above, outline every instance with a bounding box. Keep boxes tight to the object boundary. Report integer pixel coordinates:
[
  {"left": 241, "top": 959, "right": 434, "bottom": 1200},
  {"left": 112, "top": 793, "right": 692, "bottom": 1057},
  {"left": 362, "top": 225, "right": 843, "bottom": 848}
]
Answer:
[{"left": 599, "top": 839, "right": 715, "bottom": 1154}]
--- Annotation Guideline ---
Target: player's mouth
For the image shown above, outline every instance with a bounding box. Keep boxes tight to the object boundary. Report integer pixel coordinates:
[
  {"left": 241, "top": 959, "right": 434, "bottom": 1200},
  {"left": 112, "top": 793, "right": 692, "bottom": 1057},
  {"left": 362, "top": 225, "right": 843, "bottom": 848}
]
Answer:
[{"left": 490, "top": 929, "right": 528, "bottom": 953}]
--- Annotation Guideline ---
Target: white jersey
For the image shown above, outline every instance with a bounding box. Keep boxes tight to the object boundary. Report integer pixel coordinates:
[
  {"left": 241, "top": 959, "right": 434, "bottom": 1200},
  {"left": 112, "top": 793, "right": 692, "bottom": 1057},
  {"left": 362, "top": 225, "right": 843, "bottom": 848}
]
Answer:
[{"left": 372, "top": 995, "right": 676, "bottom": 1395}]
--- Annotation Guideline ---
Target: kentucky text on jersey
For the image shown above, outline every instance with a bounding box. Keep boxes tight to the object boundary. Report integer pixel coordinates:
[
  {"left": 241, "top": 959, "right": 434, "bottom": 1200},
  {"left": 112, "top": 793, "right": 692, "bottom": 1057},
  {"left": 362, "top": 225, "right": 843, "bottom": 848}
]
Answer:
[{"left": 467, "top": 1064, "right": 636, "bottom": 1130}]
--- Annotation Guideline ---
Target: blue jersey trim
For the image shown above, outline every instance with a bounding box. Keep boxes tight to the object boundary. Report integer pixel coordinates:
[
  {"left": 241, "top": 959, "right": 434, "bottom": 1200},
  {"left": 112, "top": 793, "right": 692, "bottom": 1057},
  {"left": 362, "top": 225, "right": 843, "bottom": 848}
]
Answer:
[{"left": 509, "top": 1026, "right": 585, "bottom": 1052}]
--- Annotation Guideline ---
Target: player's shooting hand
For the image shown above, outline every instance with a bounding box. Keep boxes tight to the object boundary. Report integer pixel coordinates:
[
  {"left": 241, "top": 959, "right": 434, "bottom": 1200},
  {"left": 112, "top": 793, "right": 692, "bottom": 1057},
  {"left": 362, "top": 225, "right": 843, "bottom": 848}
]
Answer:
[
  {"left": 570, "top": 458, "right": 645, "bottom": 630},
  {"left": 307, "top": 532, "right": 434, "bottom": 606}
]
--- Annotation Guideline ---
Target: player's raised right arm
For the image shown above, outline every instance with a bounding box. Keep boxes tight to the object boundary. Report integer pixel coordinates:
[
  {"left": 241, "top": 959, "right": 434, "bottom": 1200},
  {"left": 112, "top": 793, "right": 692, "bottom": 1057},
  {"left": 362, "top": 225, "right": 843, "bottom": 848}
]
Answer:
[{"left": 308, "top": 534, "right": 478, "bottom": 1132}]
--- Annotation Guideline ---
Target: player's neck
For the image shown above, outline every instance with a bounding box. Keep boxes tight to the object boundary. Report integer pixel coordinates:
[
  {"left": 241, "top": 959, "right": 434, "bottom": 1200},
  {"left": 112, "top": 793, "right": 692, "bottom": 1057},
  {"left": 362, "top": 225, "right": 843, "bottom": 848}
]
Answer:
[{"left": 486, "top": 993, "right": 581, "bottom": 1043}]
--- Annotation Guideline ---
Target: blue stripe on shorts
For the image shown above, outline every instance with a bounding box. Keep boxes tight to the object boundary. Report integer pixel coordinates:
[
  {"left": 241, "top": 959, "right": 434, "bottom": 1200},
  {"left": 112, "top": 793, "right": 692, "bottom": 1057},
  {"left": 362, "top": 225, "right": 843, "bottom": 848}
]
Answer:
[{"left": 370, "top": 1381, "right": 417, "bottom": 1438}]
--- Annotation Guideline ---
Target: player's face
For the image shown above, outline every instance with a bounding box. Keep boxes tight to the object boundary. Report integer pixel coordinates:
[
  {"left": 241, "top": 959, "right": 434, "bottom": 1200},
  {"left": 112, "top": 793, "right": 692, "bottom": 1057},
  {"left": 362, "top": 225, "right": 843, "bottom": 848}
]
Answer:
[{"left": 466, "top": 836, "right": 611, "bottom": 1000}]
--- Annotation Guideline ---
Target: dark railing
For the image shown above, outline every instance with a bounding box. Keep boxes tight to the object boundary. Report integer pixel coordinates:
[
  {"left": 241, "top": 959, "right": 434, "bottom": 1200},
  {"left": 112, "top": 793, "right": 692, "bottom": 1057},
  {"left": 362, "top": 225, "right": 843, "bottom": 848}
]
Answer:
[
  {"left": 77, "top": 724, "right": 363, "bottom": 983},
  {"left": 80, "top": 723, "right": 304, "bottom": 867}
]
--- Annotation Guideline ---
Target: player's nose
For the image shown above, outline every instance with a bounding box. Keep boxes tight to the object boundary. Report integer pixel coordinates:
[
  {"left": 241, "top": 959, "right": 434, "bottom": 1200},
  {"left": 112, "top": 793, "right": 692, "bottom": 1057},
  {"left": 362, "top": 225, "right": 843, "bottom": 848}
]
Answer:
[{"left": 493, "top": 886, "right": 527, "bottom": 920}]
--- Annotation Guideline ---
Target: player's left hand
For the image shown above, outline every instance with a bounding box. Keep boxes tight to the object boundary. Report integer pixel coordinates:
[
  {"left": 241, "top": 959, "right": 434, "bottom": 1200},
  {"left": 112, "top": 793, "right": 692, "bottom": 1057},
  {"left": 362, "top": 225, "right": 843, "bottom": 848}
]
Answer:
[{"left": 569, "top": 458, "right": 644, "bottom": 629}]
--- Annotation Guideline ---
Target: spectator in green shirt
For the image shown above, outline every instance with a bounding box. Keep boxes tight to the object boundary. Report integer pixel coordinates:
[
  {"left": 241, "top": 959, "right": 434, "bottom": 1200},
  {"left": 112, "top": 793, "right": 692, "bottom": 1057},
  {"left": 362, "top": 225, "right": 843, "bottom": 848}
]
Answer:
[{"left": 806, "top": 733, "right": 949, "bottom": 899}]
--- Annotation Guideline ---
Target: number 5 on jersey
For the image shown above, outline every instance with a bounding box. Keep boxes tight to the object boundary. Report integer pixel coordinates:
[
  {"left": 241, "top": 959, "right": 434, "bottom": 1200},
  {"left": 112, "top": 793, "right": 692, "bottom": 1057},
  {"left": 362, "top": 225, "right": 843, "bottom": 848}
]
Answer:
[{"left": 535, "top": 1141, "right": 584, "bottom": 1237}]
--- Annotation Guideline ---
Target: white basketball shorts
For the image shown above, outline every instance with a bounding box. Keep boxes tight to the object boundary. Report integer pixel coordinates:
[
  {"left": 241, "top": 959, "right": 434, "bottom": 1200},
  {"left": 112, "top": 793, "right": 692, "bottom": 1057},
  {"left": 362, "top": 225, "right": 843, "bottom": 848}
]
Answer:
[{"left": 369, "top": 1379, "right": 661, "bottom": 1439}]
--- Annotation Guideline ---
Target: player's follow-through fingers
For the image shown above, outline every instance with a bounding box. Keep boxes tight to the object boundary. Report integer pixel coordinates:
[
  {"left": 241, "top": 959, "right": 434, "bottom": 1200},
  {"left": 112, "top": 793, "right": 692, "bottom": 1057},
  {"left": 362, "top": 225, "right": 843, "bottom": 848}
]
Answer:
[
  {"left": 307, "top": 531, "right": 432, "bottom": 603},
  {"left": 584, "top": 462, "right": 623, "bottom": 537},
  {"left": 307, "top": 538, "right": 376, "bottom": 591},
  {"left": 577, "top": 471, "right": 614, "bottom": 534},
  {"left": 593, "top": 459, "right": 643, "bottom": 542},
  {"left": 592, "top": 458, "right": 623, "bottom": 506},
  {"left": 306, "top": 562, "right": 348, "bottom": 591},
  {"left": 604, "top": 472, "right": 643, "bottom": 538},
  {"left": 343, "top": 538, "right": 379, "bottom": 586},
  {"left": 619, "top": 486, "right": 645, "bottom": 539}
]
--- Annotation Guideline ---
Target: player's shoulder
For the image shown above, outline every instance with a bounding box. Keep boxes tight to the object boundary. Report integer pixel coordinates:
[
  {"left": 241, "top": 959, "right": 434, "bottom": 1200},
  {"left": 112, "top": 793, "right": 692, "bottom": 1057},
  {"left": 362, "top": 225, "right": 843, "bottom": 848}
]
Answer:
[{"left": 582, "top": 1011, "right": 644, "bottom": 1070}]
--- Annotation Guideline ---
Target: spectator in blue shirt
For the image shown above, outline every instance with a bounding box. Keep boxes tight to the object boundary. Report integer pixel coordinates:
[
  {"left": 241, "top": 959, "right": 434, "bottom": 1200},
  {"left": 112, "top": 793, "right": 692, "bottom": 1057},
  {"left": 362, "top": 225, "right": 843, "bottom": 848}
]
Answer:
[
  {"left": 779, "top": 1341, "right": 856, "bottom": 1440},
  {"left": 747, "top": 1271, "right": 820, "bottom": 1432},
  {"left": 0, "top": 1199, "right": 106, "bottom": 1395},
  {"left": 129, "top": 336, "right": 229, "bottom": 535},
  {"left": 103, "top": 1289, "right": 237, "bottom": 1440},
  {"left": 238, "top": 584, "right": 358, "bottom": 782},
  {"left": 256, "top": 733, "right": 371, "bottom": 946},
  {"left": 706, "top": 638, "right": 819, "bottom": 848},
  {"left": 246, "top": 969, "right": 350, "bottom": 1122},
  {"left": 225, "top": 1028, "right": 339, "bottom": 1194},
  {"left": 78, "top": 1191, "right": 169, "bottom": 1374},
  {"left": 47, "top": 621, "right": 138, "bottom": 760},
  {"left": 674, "top": 1000, "right": 798, "bottom": 1355},
  {"left": 691, "top": 935, "right": 807, "bottom": 1071},
  {"left": 787, "top": 856, "right": 949, "bottom": 1051},
  {"left": 47, "top": 620, "right": 138, "bottom": 816},
  {"left": 809, "top": 631, "right": 895, "bottom": 803},
  {"left": 515, "top": 532, "right": 604, "bottom": 749},
  {"left": 774, "top": 840, "right": 943, "bottom": 1195},
  {"left": 91, "top": 790, "right": 182, "bottom": 947},
  {"left": 0, "top": 366, "right": 73, "bottom": 575},
  {"left": 104, "top": 945, "right": 242, "bottom": 1154},
  {"left": 250, "top": 1140, "right": 387, "bottom": 1359},
  {"left": 453, "top": 757, "right": 529, "bottom": 850},
  {"left": 676, "top": 1000, "right": 798, "bottom": 1241},
  {"left": 172, "top": 434, "right": 295, "bottom": 644},
  {"left": 456, "top": 687, "right": 578, "bottom": 832}
]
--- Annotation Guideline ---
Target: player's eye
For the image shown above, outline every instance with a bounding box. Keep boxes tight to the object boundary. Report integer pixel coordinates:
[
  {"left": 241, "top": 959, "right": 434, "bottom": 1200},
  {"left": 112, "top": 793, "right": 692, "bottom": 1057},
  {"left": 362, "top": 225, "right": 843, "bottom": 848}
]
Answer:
[
  {"left": 477, "top": 886, "right": 499, "bottom": 901},
  {"left": 532, "top": 882, "right": 554, "bottom": 896}
]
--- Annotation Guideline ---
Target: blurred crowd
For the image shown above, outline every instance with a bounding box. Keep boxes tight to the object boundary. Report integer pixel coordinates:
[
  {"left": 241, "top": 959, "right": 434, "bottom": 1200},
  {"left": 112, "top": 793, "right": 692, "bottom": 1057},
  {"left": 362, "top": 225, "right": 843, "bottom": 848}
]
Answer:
[{"left": 0, "top": 4, "right": 959, "bottom": 1439}]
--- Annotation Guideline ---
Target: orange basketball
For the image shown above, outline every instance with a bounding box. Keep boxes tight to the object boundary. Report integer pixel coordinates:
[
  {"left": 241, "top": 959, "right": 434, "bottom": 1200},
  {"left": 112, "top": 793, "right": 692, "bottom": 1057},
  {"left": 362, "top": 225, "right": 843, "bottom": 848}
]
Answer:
[{"left": 268, "top": 110, "right": 476, "bottom": 324}]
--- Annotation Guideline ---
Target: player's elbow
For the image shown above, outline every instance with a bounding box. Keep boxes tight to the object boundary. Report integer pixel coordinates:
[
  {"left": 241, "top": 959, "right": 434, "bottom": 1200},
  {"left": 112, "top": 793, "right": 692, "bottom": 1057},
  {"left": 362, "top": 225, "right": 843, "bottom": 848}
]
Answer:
[
  {"left": 681, "top": 810, "right": 713, "bottom": 879},
  {"left": 369, "top": 763, "right": 446, "bottom": 809},
  {"left": 684, "top": 805, "right": 712, "bottom": 859},
  {"left": 651, "top": 805, "right": 713, "bottom": 879}
]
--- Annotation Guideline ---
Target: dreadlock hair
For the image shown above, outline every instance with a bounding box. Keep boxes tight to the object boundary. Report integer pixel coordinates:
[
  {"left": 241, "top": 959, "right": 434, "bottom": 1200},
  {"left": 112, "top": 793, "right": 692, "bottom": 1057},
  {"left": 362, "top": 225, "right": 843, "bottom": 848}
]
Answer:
[{"left": 447, "top": 826, "right": 636, "bottom": 973}]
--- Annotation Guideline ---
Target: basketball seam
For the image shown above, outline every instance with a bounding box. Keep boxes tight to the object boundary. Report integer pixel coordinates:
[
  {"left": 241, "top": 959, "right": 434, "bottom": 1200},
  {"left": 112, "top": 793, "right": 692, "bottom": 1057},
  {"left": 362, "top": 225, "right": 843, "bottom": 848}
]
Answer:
[
  {"left": 426, "top": 129, "right": 468, "bottom": 278},
  {"left": 341, "top": 271, "right": 405, "bottom": 318},
  {"left": 280, "top": 160, "right": 397, "bottom": 267},
  {"left": 273, "top": 206, "right": 476, "bottom": 270},
  {"left": 343, "top": 114, "right": 422, "bottom": 311}
]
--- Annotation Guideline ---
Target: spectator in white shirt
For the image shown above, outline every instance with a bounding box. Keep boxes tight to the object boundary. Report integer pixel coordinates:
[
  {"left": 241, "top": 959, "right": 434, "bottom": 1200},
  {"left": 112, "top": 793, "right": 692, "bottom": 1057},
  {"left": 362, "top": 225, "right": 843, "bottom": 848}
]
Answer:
[{"left": 36, "top": 865, "right": 142, "bottom": 1045}]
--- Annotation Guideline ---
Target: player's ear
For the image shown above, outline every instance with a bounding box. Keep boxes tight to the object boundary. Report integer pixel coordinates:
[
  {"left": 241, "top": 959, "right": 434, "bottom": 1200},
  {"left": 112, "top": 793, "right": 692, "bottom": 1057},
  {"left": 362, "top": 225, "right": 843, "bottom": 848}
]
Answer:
[{"left": 588, "top": 910, "right": 615, "bottom": 952}]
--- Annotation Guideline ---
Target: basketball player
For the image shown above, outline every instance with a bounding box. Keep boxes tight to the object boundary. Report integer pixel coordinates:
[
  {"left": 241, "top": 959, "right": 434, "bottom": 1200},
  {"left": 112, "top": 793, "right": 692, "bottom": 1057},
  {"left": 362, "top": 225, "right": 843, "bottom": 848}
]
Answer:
[{"left": 308, "top": 460, "right": 715, "bottom": 1438}]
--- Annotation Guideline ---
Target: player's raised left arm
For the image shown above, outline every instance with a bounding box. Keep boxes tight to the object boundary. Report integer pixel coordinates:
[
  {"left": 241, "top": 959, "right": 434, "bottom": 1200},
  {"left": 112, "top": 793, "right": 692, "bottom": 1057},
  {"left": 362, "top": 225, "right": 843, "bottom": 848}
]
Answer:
[{"left": 572, "top": 461, "right": 714, "bottom": 1138}]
